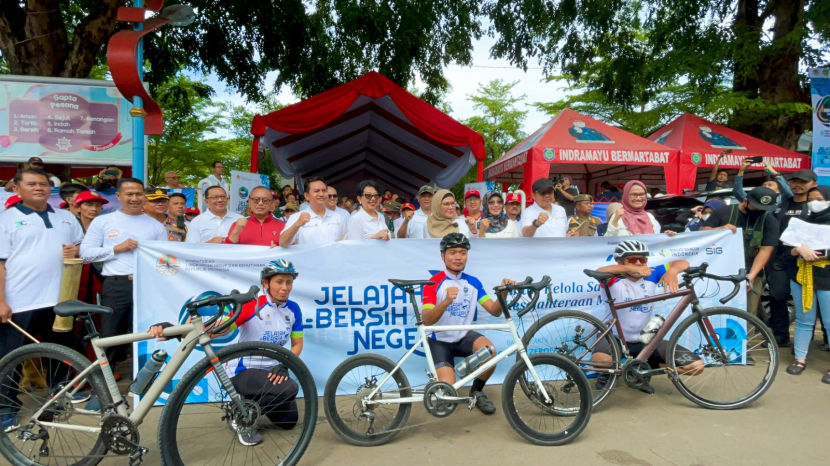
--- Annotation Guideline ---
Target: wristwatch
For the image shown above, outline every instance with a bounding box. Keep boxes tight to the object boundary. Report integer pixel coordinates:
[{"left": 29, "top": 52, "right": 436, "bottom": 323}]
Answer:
[{"left": 531, "top": 219, "right": 540, "bottom": 228}]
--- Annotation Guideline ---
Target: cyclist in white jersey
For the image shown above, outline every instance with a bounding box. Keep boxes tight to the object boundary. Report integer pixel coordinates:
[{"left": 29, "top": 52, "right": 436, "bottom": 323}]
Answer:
[
  {"left": 150, "top": 259, "right": 303, "bottom": 446},
  {"left": 421, "top": 233, "right": 518, "bottom": 414}
]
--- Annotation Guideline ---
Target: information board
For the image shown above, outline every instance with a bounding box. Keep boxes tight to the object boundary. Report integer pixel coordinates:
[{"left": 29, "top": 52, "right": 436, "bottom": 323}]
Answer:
[{"left": 0, "top": 76, "right": 134, "bottom": 165}]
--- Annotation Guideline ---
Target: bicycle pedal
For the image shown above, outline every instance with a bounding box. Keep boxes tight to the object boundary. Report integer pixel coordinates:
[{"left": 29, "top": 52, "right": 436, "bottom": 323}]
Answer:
[
  {"left": 468, "top": 395, "right": 477, "bottom": 411},
  {"left": 129, "top": 446, "right": 149, "bottom": 466}
]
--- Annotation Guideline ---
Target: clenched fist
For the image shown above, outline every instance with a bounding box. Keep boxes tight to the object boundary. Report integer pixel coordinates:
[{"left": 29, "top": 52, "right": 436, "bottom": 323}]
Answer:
[
  {"left": 233, "top": 218, "right": 248, "bottom": 232},
  {"left": 296, "top": 212, "right": 311, "bottom": 226},
  {"left": 536, "top": 212, "right": 549, "bottom": 225},
  {"left": 443, "top": 286, "right": 459, "bottom": 303}
]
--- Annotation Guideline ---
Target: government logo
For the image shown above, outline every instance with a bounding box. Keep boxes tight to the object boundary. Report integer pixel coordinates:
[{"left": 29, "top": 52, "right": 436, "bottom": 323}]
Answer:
[
  {"left": 691, "top": 152, "right": 703, "bottom": 165},
  {"left": 156, "top": 254, "right": 180, "bottom": 276},
  {"left": 238, "top": 186, "right": 249, "bottom": 200},
  {"left": 543, "top": 148, "right": 555, "bottom": 161}
]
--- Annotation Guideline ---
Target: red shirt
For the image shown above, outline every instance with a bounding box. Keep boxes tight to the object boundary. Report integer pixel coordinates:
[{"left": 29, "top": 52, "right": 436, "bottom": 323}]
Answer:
[{"left": 223, "top": 215, "right": 285, "bottom": 246}]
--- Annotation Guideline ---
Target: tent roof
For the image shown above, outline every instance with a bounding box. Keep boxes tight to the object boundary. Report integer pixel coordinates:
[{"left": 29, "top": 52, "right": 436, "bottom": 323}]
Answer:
[
  {"left": 249, "top": 72, "right": 485, "bottom": 197},
  {"left": 484, "top": 108, "right": 677, "bottom": 183},
  {"left": 646, "top": 113, "right": 809, "bottom": 171}
]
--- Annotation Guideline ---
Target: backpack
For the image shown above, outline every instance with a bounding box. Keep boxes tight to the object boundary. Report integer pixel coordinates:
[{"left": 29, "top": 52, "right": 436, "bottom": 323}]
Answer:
[{"left": 728, "top": 205, "right": 767, "bottom": 261}]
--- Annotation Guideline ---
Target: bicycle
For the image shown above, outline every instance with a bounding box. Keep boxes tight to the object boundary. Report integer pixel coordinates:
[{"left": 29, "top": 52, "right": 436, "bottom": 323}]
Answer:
[
  {"left": 0, "top": 286, "right": 317, "bottom": 466},
  {"left": 324, "top": 276, "right": 592, "bottom": 447},
  {"left": 522, "top": 263, "right": 778, "bottom": 411}
]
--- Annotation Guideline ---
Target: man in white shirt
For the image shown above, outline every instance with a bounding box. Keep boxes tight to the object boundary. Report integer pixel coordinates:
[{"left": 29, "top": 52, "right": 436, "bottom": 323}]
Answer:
[
  {"left": 0, "top": 169, "right": 85, "bottom": 430},
  {"left": 280, "top": 177, "right": 346, "bottom": 246},
  {"left": 397, "top": 185, "right": 434, "bottom": 238},
  {"left": 80, "top": 178, "right": 167, "bottom": 364},
  {"left": 161, "top": 171, "right": 185, "bottom": 189},
  {"left": 185, "top": 186, "right": 243, "bottom": 243},
  {"left": 197, "top": 161, "right": 228, "bottom": 211},
  {"left": 325, "top": 186, "right": 351, "bottom": 224},
  {"left": 462, "top": 189, "right": 483, "bottom": 235},
  {"left": 520, "top": 178, "right": 568, "bottom": 238}
]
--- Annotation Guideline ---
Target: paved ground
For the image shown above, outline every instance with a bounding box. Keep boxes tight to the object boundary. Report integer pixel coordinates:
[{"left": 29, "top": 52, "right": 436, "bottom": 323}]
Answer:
[{"left": 103, "top": 340, "right": 830, "bottom": 466}]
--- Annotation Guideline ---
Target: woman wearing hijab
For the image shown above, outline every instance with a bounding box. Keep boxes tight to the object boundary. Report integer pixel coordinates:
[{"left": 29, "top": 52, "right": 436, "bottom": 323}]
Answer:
[
  {"left": 477, "top": 191, "right": 520, "bottom": 238},
  {"left": 785, "top": 186, "right": 830, "bottom": 383},
  {"left": 606, "top": 180, "right": 676, "bottom": 237},
  {"left": 424, "top": 189, "right": 472, "bottom": 239}
]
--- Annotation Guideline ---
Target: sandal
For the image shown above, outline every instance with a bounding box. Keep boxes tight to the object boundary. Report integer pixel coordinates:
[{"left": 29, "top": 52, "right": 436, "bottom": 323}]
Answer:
[
  {"left": 822, "top": 371, "right": 830, "bottom": 385},
  {"left": 786, "top": 360, "right": 806, "bottom": 375}
]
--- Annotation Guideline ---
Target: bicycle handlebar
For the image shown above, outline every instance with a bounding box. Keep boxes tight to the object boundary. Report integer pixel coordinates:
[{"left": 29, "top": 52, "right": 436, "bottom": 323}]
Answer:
[
  {"left": 492, "top": 276, "right": 552, "bottom": 318},
  {"left": 682, "top": 262, "right": 748, "bottom": 304},
  {"left": 185, "top": 286, "right": 259, "bottom": 334}
]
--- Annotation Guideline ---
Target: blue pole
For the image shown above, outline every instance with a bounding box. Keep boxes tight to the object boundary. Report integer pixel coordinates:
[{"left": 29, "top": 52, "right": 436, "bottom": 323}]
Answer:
[{"left": 131, "top": 0, "right": 145, "bottom": 182}]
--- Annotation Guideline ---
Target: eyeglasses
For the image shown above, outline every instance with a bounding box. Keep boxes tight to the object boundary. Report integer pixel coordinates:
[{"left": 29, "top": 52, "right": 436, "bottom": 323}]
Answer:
[
  {"left": 328, "top": 194, "right": 338, "bottom": 199},
  {"left": 207, "top": 195, "right": 228, "bottom": 200},
  {"left": 249, "top": 197, "right": 271, "bottom": 204},
  {"left": 629, "top": 193, "right": 647, "bottom": 199},
  {"left": 624, "top": 257, "right": 648, "bottom": 265},
  {"left": 166, "top": 176, "right": 180, "bottom": 180},
  {"left": 363, "top": 193, "right": 380, "bottom": 200}
]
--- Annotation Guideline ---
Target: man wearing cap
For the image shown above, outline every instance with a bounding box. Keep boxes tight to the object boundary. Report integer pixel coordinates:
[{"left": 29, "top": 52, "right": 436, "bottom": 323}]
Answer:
[
  {"left": 184, "top": 206, "right": 200, "bottom": 223},
  {"left": 554, "top": 175, "right": 579, "bottom": 216},
  {"left": 224, "top": 186, "right": 285, "bottom": 246},
  {"left": 763, "top": 169, "right": 820, "bottom": 346},
  {"left": 279, "top": 202, "right": 299, "bottom": 222},
  {"left": 26, "top": 157, "right": 61, "bottom": 187},
  {"left": 81, "top": 178, "right": 167, "bottom": 364},
  {"left": 462, "top": 190, "right": 483, "bottom": 235},
  {"left": 383, "top": 201, "right": 403, "bottom": 237},
  {"left": 702, "top": 186, "right": 781, "bottom": 315},
  {"left": 185, "top": 186, "right": 242, "bottom": 244},
  {"left": 398, "top": 185, "right": 434, "bottom": 239},
  {"left": 567, "top": 194, "right": 602, "bottom": 237},
  {"left": 521, "top": 178, "right": 569, "bottom": 238},
  {"left": 596, "top": 181, "right": 622, "bottom": 202},
  {"left": 144, "top": 189, "right": 186, "bottom": 242},
  {"left": 397, "top": 203, "right": 416, "bottom": 236},
  {"left": 504, "top": 192, "right": 522, "bottom": 223}
]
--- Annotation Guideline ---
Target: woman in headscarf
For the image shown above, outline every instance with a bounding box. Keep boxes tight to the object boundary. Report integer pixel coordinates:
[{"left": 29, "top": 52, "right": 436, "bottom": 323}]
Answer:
[
  {"left": 786, "top": 186, "right": 830, "bottom": 383},
  {"left": 477, "top": 191, "right": 520, "bottom": 238},
  {"left": 606, "top": 180, "right": 676, "bottom": 237},
  {"left": 424, "top": 189, "right": 472, "bottom": 239}
]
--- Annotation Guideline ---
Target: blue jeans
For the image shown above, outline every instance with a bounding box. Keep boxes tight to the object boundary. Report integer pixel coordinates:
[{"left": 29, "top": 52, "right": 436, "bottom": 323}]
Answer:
[{"left": 791, "top": 281, "right": 830, "bottom": 360}]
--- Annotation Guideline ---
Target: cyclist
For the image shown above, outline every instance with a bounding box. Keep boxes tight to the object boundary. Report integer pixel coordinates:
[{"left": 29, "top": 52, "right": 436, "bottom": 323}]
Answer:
[
  {"left": 592, "top": 240, "right": 702, "bottom": 393},
  {"left": 149, "top": 259, "right": 303, "bottom": 446},
  {"left": 421, "top": 233, "right": 517, "bottom": 414}
]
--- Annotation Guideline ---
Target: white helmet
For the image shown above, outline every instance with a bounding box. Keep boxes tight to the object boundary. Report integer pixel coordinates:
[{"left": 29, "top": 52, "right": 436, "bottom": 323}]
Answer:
[{"left": 613, "top": 240, "right": 649, "bottom": 260}]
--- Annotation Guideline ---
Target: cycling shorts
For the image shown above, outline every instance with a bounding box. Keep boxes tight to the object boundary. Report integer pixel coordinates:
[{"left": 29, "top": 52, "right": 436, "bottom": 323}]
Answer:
[
  {"left": 593, "top": 337, "right": 701, "bottom": 368},
  {"left": 426, "top": 331, "right": 484, "bottom": 370}
]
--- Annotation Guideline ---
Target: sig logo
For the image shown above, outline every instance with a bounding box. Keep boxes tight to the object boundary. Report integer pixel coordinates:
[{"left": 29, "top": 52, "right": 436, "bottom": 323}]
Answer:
[
  {"left": 543, "top": 148, "right": 556, "bottom": 162},
  {"left": 691, "top": 152, "right": 703, "bottom": 165},
  {"left": 179, "top": 291, "right": 239, "bottom": 351},
  {"left": 238, "top": 186, "right": 249, "bottom": 200},
  {"left": 156, "top": 254, "right": 180, "bottom": 276},
  {"left": 706, "top": 244, "right": 723, "bottom": 255}
]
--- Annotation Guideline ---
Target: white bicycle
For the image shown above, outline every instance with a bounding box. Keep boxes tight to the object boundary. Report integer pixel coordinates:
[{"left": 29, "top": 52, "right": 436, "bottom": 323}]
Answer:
[{"left": 324, "top": 276, "right": 592, "bottom": 446}]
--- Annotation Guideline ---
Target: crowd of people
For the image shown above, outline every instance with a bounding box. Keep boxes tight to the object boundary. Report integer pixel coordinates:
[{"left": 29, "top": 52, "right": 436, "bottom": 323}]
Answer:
[{"left": 1, "top": 157, "right": 829, "bottom": 434}]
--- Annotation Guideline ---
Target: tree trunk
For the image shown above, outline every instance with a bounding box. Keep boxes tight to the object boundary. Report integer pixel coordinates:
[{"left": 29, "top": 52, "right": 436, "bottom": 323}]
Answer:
[{"left": 0, "top": 0, "right": 122, "bottom": 79}]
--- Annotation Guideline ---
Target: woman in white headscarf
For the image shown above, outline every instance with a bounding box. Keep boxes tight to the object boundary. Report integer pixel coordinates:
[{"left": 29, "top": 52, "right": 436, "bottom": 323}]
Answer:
[{"left": 478, "top": 191, "right": 520, "bottom": 238}]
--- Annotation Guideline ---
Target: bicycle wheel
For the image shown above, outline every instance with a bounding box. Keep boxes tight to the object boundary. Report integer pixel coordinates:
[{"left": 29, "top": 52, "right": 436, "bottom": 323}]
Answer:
[
  {"left": 502, "top": 353, "right": 592, "bottom": 446},
  {"left": 667, "top": 307, "right": 778, "bottom": 409},
  {"left": 0, "top": 343, "right": 112, "bottom": 466},
  {"left": 522, "top": 310, "right": 620, "bottom": 410},
  {"left": 324, "top": 354, "right": 411, "bottom": 447},
  {"left": 158, "top": 341, "right": 317, "bottom": 466}
]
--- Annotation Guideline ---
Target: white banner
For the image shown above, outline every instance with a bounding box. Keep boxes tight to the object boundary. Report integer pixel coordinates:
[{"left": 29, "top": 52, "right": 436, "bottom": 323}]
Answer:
[
  {"left": 229, "top": 170, "right": 270, "bottom": 213},
  {"left": 810, "top": 68, "right": 830, "bottom": 186},
  {"left": 133, "top": 231, "right": 745, "bottom": 402}
]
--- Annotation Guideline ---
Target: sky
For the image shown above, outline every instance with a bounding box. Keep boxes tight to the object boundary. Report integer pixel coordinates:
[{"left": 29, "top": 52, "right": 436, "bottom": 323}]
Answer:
[{"left": 202, "top": 34, "right": 569, "bottom": 139}]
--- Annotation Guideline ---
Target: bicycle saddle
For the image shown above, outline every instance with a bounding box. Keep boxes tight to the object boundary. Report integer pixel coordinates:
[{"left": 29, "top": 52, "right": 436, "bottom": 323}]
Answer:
[
  {"left": 583, "top": 269, "right": 622, "bottom": 281},
  {"left": 388, "top": 279, "right": 435, "bottom": 288},
  {"left": 54, "top": 300, "right": 113, "bottom": 317}
]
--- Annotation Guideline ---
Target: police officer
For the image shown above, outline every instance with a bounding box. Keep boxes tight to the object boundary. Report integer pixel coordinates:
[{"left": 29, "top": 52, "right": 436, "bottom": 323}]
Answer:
[{"left": 567, "top": 194, "right": 602, "bottom": 237}]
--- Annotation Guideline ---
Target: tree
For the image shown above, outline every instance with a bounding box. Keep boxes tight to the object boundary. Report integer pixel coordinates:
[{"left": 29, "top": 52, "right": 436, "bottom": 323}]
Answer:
[
  {"left": 451, "top": 79, "right": 528, "bottom": 198},
  {"left": 0, "top": 0, "right": 484, "bottom": 106},
  {"left": 485, "top": 0, "right": 828, "bottom": 148}
]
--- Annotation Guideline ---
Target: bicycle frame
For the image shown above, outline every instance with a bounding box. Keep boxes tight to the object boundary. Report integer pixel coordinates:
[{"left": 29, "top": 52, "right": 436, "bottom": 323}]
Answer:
[
  {"left": 28, "top": 321, "right": 241, "bottom": 434},
  {"left": 365, "top": 307, "right": 553, "bottom": 406}
]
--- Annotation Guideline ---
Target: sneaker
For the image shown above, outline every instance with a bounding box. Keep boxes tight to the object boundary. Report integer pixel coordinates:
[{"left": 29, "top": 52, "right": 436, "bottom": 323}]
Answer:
[
  {"left": 237, "top": 429, "right": 263, "bottom": 446},
  {"left": 822, "top": 371, "right": 830, "bottom": 385},
  {"left": 471, "top": 391, "right": 496, "bottom": 415},
  {"left": 71, "top": 392, "right": 92, "bottom": 404},
  {"left": 595, "top": 373, "right": 610, "bottom": 390},
  {"left": 2, "top": 414, "right": 19, "bottom": 433},
  {"left": 84, "top": 395, "right": 100, "bottom": 412}
]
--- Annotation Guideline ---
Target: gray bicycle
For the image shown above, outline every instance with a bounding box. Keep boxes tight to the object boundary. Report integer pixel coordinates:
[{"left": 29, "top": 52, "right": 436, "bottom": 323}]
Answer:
[{"left": 0, "top": 286, "right": 317, "bottom": 466}]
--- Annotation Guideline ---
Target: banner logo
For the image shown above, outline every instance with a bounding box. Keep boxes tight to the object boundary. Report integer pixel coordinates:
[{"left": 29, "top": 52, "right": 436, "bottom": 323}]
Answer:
[
  {"left": 156, "top": 254, "right": 180, "bottom": 276},
  {"left": 817, "top": 96, "right": 830, "bottom": 127},
  {"left": 543, "top": 148, "right": 556, "bottom": 161},
  {"left": 691, "top": 152, "right": 702, "bottom": 165},
  {"left": 238, "top": 186, "right": 249, "bottom": 200}
]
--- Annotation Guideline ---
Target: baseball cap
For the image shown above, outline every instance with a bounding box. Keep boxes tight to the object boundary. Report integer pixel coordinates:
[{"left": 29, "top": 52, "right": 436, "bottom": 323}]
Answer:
[
  {"left": 464, "top": 190, "right": 481, "bottom": 200},
  {"left": 383, "top": 201, "right": 401, "bottom": 213},
  {"left": 185, "top": 206, "right": 200, "bottom": 215},
  {"left": 702, "top": 199, "right": 724, "bottom": 211},
  {"left": 417, "top": 185, "right": 435, "bottom": 196},
  {"left": 284, "top": 201, "right": 300, "bottom": 211},
  {"left": 400, "top": 202, "right": 416, "bottom": 211},
  {"left": 531, "top": 178, "right": 555, "bottom": 194},
  {"left": 787, "top": 169, "right": 817, "bottom": 183},
  {"left": 59, "top": 201, "right": 68, "bottom": 209},
  {"left": 145, "top": 189, "right": 169, "bottom": 201},
  {"left": 573, "top": 194, "right": 594, "bottom": 203},
  {"left": 505, "top": 192, "right": 521, "bottom": 204},
  {"left": 27, "top": 157, "right": 43, "bottom": 164},
  {"left": 4, "top": 195, "right": 21, "bottom": 209},
  {"left": 746, "top": 186, "right": 778, "bottom": 211},
  {"left": 74, "top": 191, "right": 109, "bottom": 206}
]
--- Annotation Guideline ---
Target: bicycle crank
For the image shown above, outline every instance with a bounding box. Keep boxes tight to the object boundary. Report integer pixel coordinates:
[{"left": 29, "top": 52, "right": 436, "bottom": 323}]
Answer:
[
  {"left": 621, "top": 360, "right": 652, "bottom": 390},
  {"left": 423, "top": 381, "right": 468, "bottom": 418}
]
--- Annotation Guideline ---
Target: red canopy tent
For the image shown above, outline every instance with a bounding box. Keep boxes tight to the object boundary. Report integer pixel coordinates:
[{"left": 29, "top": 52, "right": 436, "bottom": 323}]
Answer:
[
  {"left": 248, "top": 72, "right": 486, "bottom": 197},
  {"left": 484, "top": 109, "right": 681, "bottom": 195},
  {"left": 647, "top": 113, "right": 811, "bottom": 192}
]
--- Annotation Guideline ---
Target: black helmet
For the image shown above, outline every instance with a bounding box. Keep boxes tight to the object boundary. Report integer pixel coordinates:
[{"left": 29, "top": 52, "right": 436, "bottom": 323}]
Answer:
[
  {"left": 260, "top": 259, "right": 298, "bottom": 281},
  {"left": 440, "top": 233, "right": 471, "bottom": 253}
]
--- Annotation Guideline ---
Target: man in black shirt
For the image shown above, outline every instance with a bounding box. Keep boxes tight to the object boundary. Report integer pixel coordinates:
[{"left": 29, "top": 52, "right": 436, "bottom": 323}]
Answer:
[
  {"left": 763, "top": 169, "right": 819, "bottom": 345},
  {"left": 704, "top": 152, "right": 733, "bottom": 191},
  {"left": 701, "top": 187, "right": 780, "bottom": 317},
  {"left": 554, "top": 175, "right": 579, "bottom": 216}
]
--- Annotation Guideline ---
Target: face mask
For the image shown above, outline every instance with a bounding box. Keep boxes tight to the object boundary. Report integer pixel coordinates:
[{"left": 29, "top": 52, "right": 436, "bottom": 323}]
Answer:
[
  {"left": 808, "top": 200, "right": 830, "bottom": 213},
  {"left": 701, "top": 213, "right": 710, "bottom": 221}
]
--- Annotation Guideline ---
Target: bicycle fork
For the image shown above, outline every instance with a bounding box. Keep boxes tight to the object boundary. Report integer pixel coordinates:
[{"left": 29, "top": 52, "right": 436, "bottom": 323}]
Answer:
[{"left": 202, "top": 344, "right": 252, "bottom": 423}]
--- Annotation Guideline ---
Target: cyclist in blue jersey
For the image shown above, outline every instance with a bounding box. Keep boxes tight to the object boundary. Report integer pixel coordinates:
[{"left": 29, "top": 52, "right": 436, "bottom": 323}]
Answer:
[
  {"left": 150, "top": 259, "right": 303, "bottom": 446},
  {"left": 421, "top": 233, "right": 518, "bottom": 414}
]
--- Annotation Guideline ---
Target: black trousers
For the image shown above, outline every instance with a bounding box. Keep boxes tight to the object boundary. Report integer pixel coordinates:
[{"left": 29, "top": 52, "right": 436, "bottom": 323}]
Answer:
[
  {"left": 767, "top": 267, "right": 793, "bottom": 342},
  {"left": 100, "top": 276, "right": 134, "bottom": 364},
  {"left": 0, "top": 307, "right": 77, "bottom": 416},
  {"left": 231, "top": 368, "right": 299, "bottom": 429}
]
